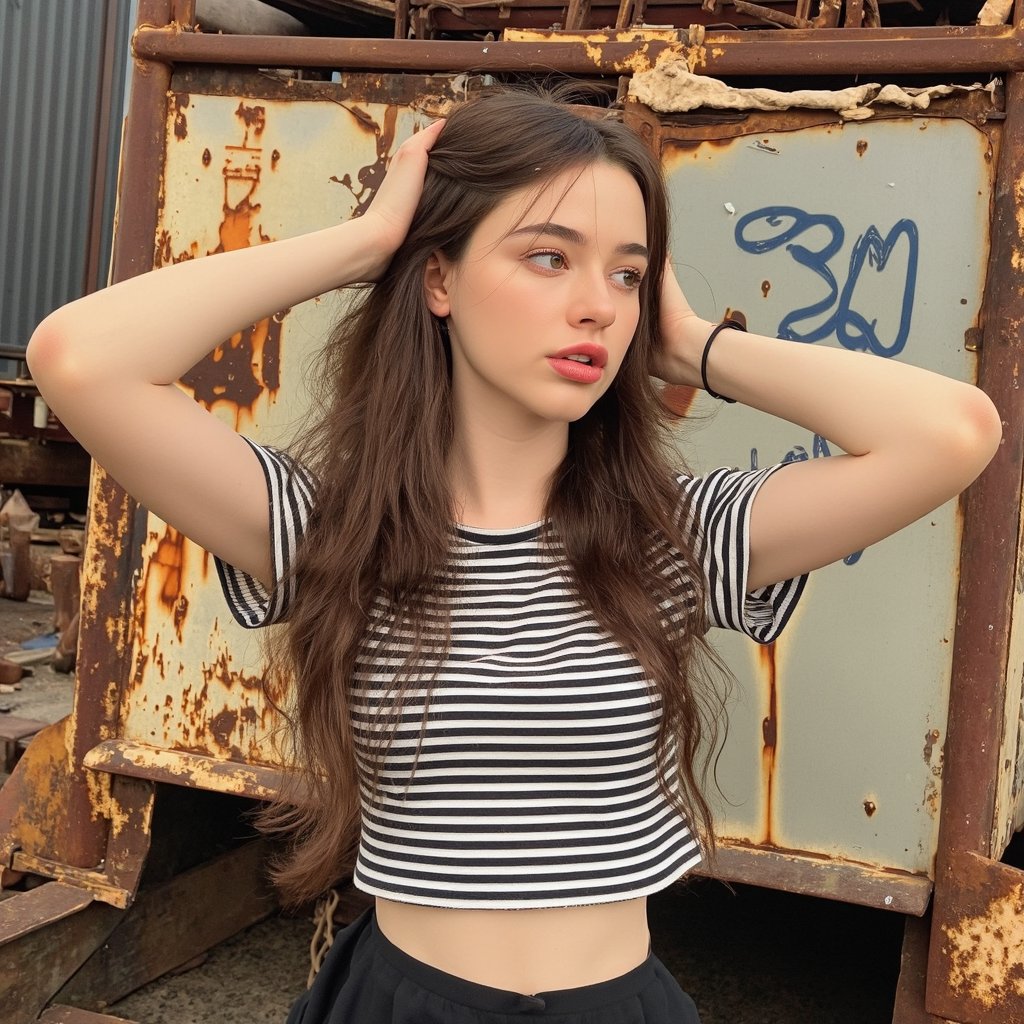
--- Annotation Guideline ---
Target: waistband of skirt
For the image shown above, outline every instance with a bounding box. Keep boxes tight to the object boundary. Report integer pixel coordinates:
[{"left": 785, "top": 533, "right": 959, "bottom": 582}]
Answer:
[{"left": 368, "top": 907, "right": 658, "bottom": 1015}]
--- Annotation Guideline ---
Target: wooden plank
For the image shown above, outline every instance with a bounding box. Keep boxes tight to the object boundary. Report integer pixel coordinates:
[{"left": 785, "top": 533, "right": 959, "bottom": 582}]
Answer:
[
  {"left": 0, "top": 899, "right": 122, "bottom": 1024},
  {"left": 54, "top": 840, "right": 276, "bottom": 1009},
  {"left": 0, "top": 883, "right": 94, "bottom": 946},
  {"left": 0, "top": 716, "right": 48, "bottom": 741}
]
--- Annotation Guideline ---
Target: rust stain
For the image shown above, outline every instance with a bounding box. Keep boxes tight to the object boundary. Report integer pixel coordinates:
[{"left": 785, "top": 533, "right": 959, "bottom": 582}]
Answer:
[
  {"left": 924, "top": 727, "right": 942, "bottom": 763},
  {"left": 151, "top": 526, "right": 186, "bottom": 613},
  {"left": 856, "top": 139, "right": 868, "bottom": 157},
  {"left": 331, "top": 104, "right": 399, "bottom": 219},
  {"left": 177, "top": 101, "right": 284, "bottom": 429},
  {"left": 173, "top": 93, "right": 190, "bottom": 141},
  {"left": 661, "top": 383, "right": 698, "bottom": 418},
  {"left": 234, "top": 101, "right": 266, "bottom": 141},
  {"left": 942, "top": 883, "right": 1024, "bottom": 1009},
  {"left": 0, "top": 719, "right": 74, "bottom": 864},
  {"left": 758, "top": 642, "right": 778, "bottom": 845},
  {"left": 210, "top": 707, "right": 238, "bottom": 750},
  {"left": 761, "top": 280, "right": 771, "bottom": 298},
  {"left": 863, "top": 799, "right": 877, "bottom": 817},
  {"left": 202, "top": 147, "right": 212, "bottom": 167},
  {"left": 271, "top": 148, "right": 281, "bottom": 170}
]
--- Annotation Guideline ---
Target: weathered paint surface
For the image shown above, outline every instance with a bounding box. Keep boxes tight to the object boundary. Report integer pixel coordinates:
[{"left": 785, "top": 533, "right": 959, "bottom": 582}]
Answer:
[
  {"left": 70, "top": 67, "right": 1012, "bottom": 913},
  {"left": 660, "top": 114, "right": 994, "bottom": 880},
  {"left": 930, "top": 850, "right": 1024, "bottom": 1021},
  {"left": 942, "top": 882, "right": 1024, "bottom": 1010},
  {"left": 118, "top": 83, "right": 441, "bottom": 772},
  {"left": 993, "top": 475, "right": 1024, "bottom": 848}
]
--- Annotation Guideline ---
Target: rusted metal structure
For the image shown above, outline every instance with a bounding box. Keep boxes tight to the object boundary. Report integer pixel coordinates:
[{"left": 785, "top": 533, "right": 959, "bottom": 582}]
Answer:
[{"left": 1, "top": 0, "right": 1023, "bottom": 1021}]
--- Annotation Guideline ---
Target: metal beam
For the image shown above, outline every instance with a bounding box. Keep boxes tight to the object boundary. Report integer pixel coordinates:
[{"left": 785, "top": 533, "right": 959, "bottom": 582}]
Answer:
[{"left": 133, "top": 24, "right": 1024, "bottom": 76}]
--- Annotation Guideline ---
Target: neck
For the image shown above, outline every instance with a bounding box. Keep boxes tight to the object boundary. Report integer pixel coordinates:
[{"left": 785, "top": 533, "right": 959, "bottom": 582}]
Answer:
[{"left": 449, "top": 407, "right": 568, "bottom": 530}]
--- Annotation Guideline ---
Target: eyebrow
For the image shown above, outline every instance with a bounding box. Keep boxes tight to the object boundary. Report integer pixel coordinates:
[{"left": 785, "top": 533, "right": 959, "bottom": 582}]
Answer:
[{"left": 507, "top": 222, "right": 650, "bottom": 261}]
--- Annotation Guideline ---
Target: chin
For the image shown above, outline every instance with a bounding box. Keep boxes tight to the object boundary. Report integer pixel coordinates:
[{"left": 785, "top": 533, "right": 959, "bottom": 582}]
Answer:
[{"left": 534, "top": 398, "right": 603, "bottom": 424}]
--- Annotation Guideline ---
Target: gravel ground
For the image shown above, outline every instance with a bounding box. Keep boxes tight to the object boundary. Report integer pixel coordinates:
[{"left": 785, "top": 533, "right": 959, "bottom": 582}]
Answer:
[
  {"left": 0, "top": 590, "right": 74, "bottom": 732},
  {"left": 104, "top": 879, "right": 904, "bottom": 1024},
  {"left": 0, "top": 591, "right": 905, "bottom": 1024}
]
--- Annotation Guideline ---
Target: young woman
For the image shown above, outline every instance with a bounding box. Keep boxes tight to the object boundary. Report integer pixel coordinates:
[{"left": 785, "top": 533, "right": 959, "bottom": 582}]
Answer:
[{"left": 27, "top": 91, "right": 1001, "bottom": 1024}]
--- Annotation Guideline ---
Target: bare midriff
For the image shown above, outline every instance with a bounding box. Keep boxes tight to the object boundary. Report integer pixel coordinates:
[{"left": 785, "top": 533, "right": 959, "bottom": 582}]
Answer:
[{"left": 374, "top": 895, "right": 651, "bottom": 996}]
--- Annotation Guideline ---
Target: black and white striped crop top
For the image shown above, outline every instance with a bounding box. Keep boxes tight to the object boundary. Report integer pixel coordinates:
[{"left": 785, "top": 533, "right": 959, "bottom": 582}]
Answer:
[{"left": 215, "top": 439, "right": 807, "bottom": 909}]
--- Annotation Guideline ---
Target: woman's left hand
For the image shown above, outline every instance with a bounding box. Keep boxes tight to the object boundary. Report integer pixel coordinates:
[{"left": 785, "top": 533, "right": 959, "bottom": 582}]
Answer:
[{"left": 653, "top": 261, "right": 709, "bottom": 388}]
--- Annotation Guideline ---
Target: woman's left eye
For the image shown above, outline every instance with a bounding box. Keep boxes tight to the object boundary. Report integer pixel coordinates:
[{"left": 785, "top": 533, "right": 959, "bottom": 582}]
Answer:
[
  {"left": 612, "top": 268, "right": 644, "bottom": 289},
  {"left": 527, "top": 251, "right": 567, "bottom": 271}
]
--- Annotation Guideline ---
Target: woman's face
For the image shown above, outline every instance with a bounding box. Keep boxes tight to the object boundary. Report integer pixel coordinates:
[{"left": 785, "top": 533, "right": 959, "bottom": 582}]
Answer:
[{"left": 426, "top": 160, "right": 649, "bottom": 432}]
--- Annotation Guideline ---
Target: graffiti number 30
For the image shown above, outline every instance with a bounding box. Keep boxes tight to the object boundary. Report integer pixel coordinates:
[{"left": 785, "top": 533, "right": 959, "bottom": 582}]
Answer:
[{"left": 734, "top": 206, "right": 919, "bottom": 358}]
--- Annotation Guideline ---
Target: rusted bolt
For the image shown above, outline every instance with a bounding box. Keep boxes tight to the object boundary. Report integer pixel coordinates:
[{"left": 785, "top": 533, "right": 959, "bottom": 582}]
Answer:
[{"left": 863, "top": 800, "right": 877, "bottom": 817}]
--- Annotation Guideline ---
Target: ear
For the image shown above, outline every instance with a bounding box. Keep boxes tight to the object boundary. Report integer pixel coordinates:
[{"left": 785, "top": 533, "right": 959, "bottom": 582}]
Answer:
[{"left": 423, "top": 251, "right": 453, "bottom": 318}]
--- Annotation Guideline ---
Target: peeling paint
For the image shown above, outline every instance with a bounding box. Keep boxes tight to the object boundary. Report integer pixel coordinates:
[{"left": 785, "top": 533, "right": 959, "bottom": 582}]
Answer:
[
  {"left": 661, "top": 383, "right": 698, "bottom": 418},
  {"left": 942, "top": 883, "right": 1024, "bottom": 1009},
  {"left": 173, "top": 92, "right": 190, "bottom": 140},
  {"left": 758, "top": 642, "right": 778, "bottom": 846}
]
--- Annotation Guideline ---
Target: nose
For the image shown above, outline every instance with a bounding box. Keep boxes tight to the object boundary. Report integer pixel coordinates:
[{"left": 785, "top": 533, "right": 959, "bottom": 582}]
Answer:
[{"left": 567, "top": 270, "right": 616, "bottom": 330}]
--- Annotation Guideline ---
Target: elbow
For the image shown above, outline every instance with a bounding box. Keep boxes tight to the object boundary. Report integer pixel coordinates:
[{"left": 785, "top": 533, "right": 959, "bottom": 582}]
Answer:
[
  {"left": 26, "top": 314, "right": 89, "bottom": 407},
  {"left": 945, "top": 385, "right": 1003, "bottom": 486}
]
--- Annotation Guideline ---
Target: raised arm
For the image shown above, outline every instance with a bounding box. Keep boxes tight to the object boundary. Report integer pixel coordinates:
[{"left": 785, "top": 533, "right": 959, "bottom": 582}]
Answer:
[
  {"left": 27, "top": 119, "right": 444, "bottom": 590},
  {"left": 657, "top": 267, "right": 1003, "bottom": 593}
]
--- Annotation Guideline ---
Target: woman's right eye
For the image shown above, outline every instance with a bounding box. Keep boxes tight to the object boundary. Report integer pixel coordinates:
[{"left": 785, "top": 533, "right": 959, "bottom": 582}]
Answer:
[{"left": 526, "top": 251, "right": 567, "bottom": 271}]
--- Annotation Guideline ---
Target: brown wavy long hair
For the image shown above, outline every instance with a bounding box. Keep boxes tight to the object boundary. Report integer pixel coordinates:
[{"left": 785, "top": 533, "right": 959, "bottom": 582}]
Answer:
[{"left": 259, "top": 89, "right": 728, "bottom": 906}]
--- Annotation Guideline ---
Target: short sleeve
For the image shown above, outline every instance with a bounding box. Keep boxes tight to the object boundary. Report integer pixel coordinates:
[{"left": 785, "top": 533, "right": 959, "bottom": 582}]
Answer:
[
  {"left": 214, "top": 437, "right": 317, "bottom": 629},
  {"left": 677, "top": 463, "right": 807, "bottom": 644}
]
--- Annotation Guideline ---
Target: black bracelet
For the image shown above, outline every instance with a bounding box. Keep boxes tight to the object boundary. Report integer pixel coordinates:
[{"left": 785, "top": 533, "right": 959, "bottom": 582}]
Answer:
[{"left": 700, "top": 318, "right": 745, "bottom": 403}]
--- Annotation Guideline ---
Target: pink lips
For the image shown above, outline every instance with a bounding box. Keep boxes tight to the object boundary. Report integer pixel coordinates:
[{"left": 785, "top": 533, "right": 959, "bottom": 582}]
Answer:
[{"left": 546, "top": 342, "right": 608, "bottom": 384}]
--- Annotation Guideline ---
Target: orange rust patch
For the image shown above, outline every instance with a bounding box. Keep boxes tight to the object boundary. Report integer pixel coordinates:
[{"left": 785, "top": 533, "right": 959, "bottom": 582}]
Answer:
[
  {"left": 942, "top": 883, "right": 1024, "bottom": 1009},
  {"left": 173, "top": 93, "right": 190, "bottom": 141},
  {"left": 175, "top": 105, "right": 283, "bottom": 429},
  {"left": 758, "top": 642, "right": 778, "bottom": 845},
  {"left": 661, "top": 383, "right": 698, "bottom": 418}
]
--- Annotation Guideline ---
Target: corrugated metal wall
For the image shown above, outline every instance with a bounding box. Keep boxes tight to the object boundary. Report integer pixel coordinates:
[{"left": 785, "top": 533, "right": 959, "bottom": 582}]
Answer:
[{"left": 0, "top": 0, "right": 132, "bottom": 364}]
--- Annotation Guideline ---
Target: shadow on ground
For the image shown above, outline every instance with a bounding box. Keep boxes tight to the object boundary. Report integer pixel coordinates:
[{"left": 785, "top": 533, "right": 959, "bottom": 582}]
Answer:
[{"left": 109, "top": 878, "right": 904, "bottom": 1024}]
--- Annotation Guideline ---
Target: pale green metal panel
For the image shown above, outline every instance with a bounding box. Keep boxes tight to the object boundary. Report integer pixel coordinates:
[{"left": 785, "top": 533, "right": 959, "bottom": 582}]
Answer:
[
  {"left": 664, "top": 117, "right": 992, "bottom": 876},
  {"left": 120, "top": 85, "right": 440, "bottom": 765},
  {"left": 118, "top": 73, "right": 998, "bottom": 884}
]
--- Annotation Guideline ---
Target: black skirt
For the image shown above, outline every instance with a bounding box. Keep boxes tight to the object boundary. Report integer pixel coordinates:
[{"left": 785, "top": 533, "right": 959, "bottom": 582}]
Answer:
[{"left": 288, "top": 905, "right": 703, "bottom": 1023}]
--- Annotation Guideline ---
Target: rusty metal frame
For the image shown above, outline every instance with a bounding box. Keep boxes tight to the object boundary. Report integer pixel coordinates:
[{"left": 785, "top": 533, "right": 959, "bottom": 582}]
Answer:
[
  {"left": 0, "top": 0, "right": 178, "bottom": 908},
  {"left": 922, "top": 67, "right": 1024, "bottom": 1023},
  {"left": 133, "top": 23, "right": 1024, "bottom": 75}
]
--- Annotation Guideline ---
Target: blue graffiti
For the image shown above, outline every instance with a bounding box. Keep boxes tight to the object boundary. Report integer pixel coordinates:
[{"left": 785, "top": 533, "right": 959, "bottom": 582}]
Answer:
[
  {"left": 751, "top": 435, "right": 862, "bottom": 566},
  {"left": 735, "top": 206, "right": 919, "bottom": 358}
]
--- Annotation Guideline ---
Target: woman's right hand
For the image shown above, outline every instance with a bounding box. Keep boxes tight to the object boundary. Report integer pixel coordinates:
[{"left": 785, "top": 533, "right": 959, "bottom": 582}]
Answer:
[{"left": 358, "top": 118, "right": 446, "bottom": 280}]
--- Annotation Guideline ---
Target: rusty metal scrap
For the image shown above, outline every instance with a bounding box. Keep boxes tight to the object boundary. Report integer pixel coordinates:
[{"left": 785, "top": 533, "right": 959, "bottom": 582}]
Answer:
[
  {"left": 929, "top": 850, "right": 1024, "bottom": 1021},
  {"left": 132, "top": 24, "right": 1024, "bottom": 75}
]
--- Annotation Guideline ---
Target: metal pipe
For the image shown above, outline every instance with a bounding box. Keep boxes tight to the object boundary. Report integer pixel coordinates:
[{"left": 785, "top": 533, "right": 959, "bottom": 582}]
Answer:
[{"left": 132, "top": 24, "right": 1024, "bottom": 75}]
